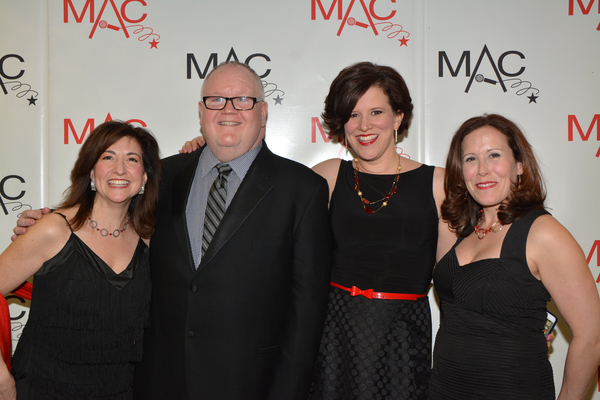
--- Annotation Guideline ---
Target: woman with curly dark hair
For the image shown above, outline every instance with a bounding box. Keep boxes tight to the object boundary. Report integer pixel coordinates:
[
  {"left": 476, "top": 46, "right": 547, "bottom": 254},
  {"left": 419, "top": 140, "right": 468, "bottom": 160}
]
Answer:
[
  {"left": 308, "top": 62, "right": 456, "bottom": 400},
  {"left": 0, "top": 121, "right": 161, "bottom": 399},
  {"left": 428, "top": 114, "right": 600, "bottom": 399}
]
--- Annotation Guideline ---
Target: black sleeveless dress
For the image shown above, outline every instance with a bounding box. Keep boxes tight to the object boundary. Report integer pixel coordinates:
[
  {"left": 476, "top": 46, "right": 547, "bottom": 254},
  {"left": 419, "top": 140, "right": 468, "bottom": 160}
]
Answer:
[
  {"left": 11, "top": 213, "right": 151, "bottom": 399},
  {"left": 427, "top": 209, "right": 554, "bottom": 399},
  {"left": 310, "top": 161, "right": 439, "bottom": 400}
]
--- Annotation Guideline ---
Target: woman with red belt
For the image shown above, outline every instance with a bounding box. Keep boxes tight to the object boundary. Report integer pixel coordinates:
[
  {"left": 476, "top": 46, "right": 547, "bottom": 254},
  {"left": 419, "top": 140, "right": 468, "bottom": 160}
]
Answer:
[{"left": 308, "top": 62, "right": 455, "bottom": 400}]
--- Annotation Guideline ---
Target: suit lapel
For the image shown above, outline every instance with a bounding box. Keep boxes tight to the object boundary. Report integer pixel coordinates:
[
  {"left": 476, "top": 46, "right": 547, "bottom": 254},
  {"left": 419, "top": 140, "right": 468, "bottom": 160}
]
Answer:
[
  {"left": 171, "top": 149, "right": 203, "bottom": 272},
  {"left": 197, "top": 144, "right": 275, "bottom": 273}
]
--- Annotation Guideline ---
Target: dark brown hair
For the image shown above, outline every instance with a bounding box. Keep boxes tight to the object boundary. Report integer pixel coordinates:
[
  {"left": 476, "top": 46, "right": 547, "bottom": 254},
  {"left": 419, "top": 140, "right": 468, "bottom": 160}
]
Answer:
[
  {"left": 57, "top": 120, "right": 161, "bottom": 238},
  {"left": 322, "top": 62, "right": 413, "bottom": 144},
  {"left": 441, "top": 114, "right": 546, "bottom": 236}
]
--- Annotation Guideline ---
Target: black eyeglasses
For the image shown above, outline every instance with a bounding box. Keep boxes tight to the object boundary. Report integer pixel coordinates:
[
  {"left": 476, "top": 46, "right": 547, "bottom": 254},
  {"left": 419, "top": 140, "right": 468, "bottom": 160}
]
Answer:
[{"left": 202, "top": 96, "right": 264, "bottom": 111}]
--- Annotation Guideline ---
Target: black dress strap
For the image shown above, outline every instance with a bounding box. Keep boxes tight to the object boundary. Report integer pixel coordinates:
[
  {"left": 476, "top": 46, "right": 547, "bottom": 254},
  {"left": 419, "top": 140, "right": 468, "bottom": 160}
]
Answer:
[
  {"left": 54, "top": 212, "right": 74, "bottom": 233},
  {"left": 500, "top": 208, "right": 551, "bottom": 289}
]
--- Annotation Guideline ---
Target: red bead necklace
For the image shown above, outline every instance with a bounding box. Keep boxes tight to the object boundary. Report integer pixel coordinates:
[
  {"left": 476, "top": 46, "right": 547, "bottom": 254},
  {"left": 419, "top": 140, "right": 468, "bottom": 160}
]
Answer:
[
  {"left": 353, "top": 157, "right": 402, "bottom": 214},
  {"left": 473, "top": 210, "right": 503, "bottom": 239}
]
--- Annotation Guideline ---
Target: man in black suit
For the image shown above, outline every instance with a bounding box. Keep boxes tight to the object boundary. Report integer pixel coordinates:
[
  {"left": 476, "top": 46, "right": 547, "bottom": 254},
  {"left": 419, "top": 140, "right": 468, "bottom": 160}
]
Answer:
[
  {"left": 14, "top": 62, "right": 332, "bottom": 399},
  {"left": 133, "top": 61, "right": 332, "bottom": 399}
]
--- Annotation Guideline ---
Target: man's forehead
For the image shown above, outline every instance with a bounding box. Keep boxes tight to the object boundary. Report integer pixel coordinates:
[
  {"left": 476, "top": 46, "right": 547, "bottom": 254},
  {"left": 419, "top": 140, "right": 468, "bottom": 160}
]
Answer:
[{"left": 202, "top": 65, "right": 259, "bottom": 94}]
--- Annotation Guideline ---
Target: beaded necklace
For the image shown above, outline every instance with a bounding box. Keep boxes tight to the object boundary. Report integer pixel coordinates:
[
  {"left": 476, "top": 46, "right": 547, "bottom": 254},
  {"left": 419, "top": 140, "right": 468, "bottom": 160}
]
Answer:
[
  {"left": 88, "top": 213, "right": 129, "bottom": 238},
  {"left": 473, "top": 210, "right": 503, "bottom": 239},
  {"left": 353, "top": 156, "right": 402, "bottom": 214}
]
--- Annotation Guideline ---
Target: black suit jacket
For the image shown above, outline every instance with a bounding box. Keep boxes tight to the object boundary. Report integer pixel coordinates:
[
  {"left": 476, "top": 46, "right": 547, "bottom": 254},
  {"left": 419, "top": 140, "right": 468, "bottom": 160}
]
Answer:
[{"left": 133, "top": 143, "right": 332, "bottom": 399}]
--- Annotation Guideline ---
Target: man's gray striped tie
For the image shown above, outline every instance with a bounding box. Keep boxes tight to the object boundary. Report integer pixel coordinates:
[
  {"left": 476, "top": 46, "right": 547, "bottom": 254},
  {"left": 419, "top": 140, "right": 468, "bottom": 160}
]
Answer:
[{"left": 201, "top": 163, "right": 232, "bottom": 258}]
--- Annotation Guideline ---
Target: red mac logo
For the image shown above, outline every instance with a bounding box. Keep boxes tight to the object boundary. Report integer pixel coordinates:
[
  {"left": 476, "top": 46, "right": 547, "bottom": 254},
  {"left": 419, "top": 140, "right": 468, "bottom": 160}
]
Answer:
[
  {"left": 567, "top": 114, "right": 600, "bottom": 157},
  {"left": 64, "top": 113, "right": 147, "bottom": 144},
  {"left": 587, "top": 240, "right": 600, "bottom": 283},
  {"left": 64, "top": 0, "right": 159, "bottom": 47},
  {"left": 311, "top": 0, "right": 410, "bottom": 47},
  {"left": 568, "top": 0, "right": 600, "bottom": 30}
]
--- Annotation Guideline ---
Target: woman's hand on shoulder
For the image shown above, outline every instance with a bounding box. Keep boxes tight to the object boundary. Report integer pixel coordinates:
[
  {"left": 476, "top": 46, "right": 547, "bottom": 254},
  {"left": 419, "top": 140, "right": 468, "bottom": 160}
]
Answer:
[
  {"left": 312, "top": 158, "right": 342, "bottom": 203},
  {"left": 179, "top": 136, "right": 205, "bottom": 153},
  {"left": 0, "top": 212, "right": 71, "bottom": 295}
]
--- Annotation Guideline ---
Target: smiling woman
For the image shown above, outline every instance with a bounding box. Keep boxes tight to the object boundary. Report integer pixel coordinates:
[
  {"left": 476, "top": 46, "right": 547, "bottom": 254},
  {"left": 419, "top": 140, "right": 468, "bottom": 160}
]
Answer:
[
  {"left": 308, "top": 62, "right": 456, "bottom": 400},
  {"left": 428, "top": 114, "right": 600, "bottom": 400},
  {"left": 0, "top": 121, "right": 161, "bottom": 399}
]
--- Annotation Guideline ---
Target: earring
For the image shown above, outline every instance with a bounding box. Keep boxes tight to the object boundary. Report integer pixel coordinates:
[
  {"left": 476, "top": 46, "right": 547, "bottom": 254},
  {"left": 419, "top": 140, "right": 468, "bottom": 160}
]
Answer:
[
  {"left": 517, "top": 175, "right": 522, "bottom": 189},
  {"left": 139, "top": 184, "right": 145, "bottom": 195},
  {"left": 90, "top": 181, "right": 96, "bottom": 192},
  {"left": 394, "top": 129, "right": 398, "bottom": 143}
]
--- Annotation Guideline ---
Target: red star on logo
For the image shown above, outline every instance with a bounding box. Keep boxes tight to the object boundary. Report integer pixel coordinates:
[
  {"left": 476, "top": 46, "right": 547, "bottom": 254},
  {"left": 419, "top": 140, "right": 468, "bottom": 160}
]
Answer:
[
  {"left": 399, "top": 36, "right": 409, "bottom": 47},
  {"left": 150, "top": 39, "right": 159, "bottom": 49}
]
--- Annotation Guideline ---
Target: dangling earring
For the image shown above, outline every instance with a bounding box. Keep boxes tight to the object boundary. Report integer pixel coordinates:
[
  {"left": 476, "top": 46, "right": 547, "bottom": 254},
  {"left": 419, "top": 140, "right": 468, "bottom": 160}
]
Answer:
[
  {"left": 394, "top": 129, "right": 398, "bottom": 143},
  {"left": 517, "top": 175, "right": 522, "bottom": 189},
  {"left": 91, "top": 180, "right": 96, "bottom": 192},
  {"left": 139, "top": 184, "right": 145, "bottom": 195}
]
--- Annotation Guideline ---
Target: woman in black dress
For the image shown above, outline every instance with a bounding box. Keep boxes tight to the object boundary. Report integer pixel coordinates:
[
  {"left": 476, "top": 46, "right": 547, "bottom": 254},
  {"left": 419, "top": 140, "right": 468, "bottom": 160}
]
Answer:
[
  {"left": 309, "top": 62, "right": 455, "bottom": 400},
  {"left": 0, "top": 121, "right": 160, "bottom": 399},
  {"left": 428, "top": 114, "right": 600, "bottom": 399}
]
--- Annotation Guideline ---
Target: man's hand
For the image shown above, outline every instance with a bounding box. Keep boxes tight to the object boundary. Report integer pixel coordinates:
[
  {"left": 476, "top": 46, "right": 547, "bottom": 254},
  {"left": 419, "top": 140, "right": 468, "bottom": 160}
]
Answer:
[{"left": 10, "top": 207, "right": 50, "bottom": 241}]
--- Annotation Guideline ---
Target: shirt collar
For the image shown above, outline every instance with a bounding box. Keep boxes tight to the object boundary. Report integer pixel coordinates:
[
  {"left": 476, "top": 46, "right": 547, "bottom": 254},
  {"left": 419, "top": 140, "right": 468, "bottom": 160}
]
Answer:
[{"left": 199, "top": 141, "right": 263, "bottom": 180}]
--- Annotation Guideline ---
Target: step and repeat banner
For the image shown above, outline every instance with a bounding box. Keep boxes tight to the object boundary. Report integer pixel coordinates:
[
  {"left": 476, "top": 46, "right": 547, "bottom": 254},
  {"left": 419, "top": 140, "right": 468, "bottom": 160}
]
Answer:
[{"left": 1, "top": 0, "right": 599, "bottom": 396}]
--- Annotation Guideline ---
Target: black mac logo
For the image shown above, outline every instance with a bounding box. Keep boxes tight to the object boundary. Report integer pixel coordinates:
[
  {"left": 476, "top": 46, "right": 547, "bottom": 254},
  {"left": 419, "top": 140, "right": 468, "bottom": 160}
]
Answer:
[
  {"left": 438, "top": 45, "right": 540, "bottom": 104},
  {"left": 187, "top": 47, "right": 285, "bottom": 106},
  {"left": 0, "top": 54, "right": 39, "bottom": 106},
  {"left": 0, "top": 175, "right": 31, "bottom": 216}
]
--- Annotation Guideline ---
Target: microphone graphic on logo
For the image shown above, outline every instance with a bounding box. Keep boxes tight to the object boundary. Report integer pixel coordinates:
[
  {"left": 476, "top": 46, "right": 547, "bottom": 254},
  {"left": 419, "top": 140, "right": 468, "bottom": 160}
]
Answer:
[
  {"left": 475, "top": 74, "right": 497, "bottom": 85},
  {"left": 99, "top": 20, "right": 120, "bottom": 31},
  {"left": 347, "top": 17, "right": 369, "bottom": 28}
]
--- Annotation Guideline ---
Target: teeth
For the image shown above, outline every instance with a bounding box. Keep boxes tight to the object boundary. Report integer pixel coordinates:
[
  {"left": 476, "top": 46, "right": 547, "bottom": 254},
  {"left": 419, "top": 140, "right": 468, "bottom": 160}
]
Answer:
[
  {"left": 357, "top": 134, "right": 377, "bottom": 142},
  {"left": 219, "top": 121, "right": 240, "bottom": 125},
  {"left": 477, "top": 182, "right": 495, "bottom": 188},
  {"left": 108, "top": 180, "right": 129, "bottom": 186}
]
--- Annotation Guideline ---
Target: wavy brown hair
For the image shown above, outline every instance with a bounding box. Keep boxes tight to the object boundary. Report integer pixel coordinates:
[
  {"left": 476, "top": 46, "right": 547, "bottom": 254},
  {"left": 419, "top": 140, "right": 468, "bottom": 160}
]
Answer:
[
  {"left": 441, "top": 114, "right": 546, "bottom": 236},
  {"left": 57, "top": 120, "right": 161, "bottom": 238},
  {"left": 322, "top": 62, "right": 413, "bottom": 145}
]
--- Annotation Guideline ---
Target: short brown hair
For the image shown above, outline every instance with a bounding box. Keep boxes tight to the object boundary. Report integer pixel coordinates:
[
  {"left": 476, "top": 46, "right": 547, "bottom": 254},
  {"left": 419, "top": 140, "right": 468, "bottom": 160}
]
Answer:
[
  {"left": 441, "top": 114, "right": 546, "bottom": 236},
  {"left": 322, "top": 62, "right": 413, "bottom": 144},
  {"left": 58, "top": 121, "right": 161, "bottom": 238}
]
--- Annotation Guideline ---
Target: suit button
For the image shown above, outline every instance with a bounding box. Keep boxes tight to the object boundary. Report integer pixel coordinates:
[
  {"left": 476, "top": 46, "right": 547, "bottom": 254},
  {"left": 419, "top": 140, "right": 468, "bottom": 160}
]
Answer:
[
  {"left": 187, "top": 331, "right": 194, "bottom": 338},
  {"left": 191, "top": 284, "right": 197, "bottom": 292}
]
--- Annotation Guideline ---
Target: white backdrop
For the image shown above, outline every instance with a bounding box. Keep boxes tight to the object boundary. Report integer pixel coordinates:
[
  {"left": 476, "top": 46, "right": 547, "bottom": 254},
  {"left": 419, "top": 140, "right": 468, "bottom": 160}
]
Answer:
[{"left": 1, "top": 1, "right": 599, "bottom": 397}]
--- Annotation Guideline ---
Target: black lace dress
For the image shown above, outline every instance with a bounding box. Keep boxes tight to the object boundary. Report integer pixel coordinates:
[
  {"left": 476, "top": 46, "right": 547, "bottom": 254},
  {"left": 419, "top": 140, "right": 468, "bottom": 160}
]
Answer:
[
  {"left": 310, "top": 161, "right": 439, "bottom": 400},
  {"left": 11, "top": 213, "right": 151, "bottom": 399}
]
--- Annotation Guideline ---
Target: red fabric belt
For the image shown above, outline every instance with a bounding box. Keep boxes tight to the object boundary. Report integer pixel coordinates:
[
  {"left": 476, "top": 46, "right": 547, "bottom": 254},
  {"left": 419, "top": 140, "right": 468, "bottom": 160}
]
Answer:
[{"left": 330, "top": 281, "right": 426, "bottom": 300}]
